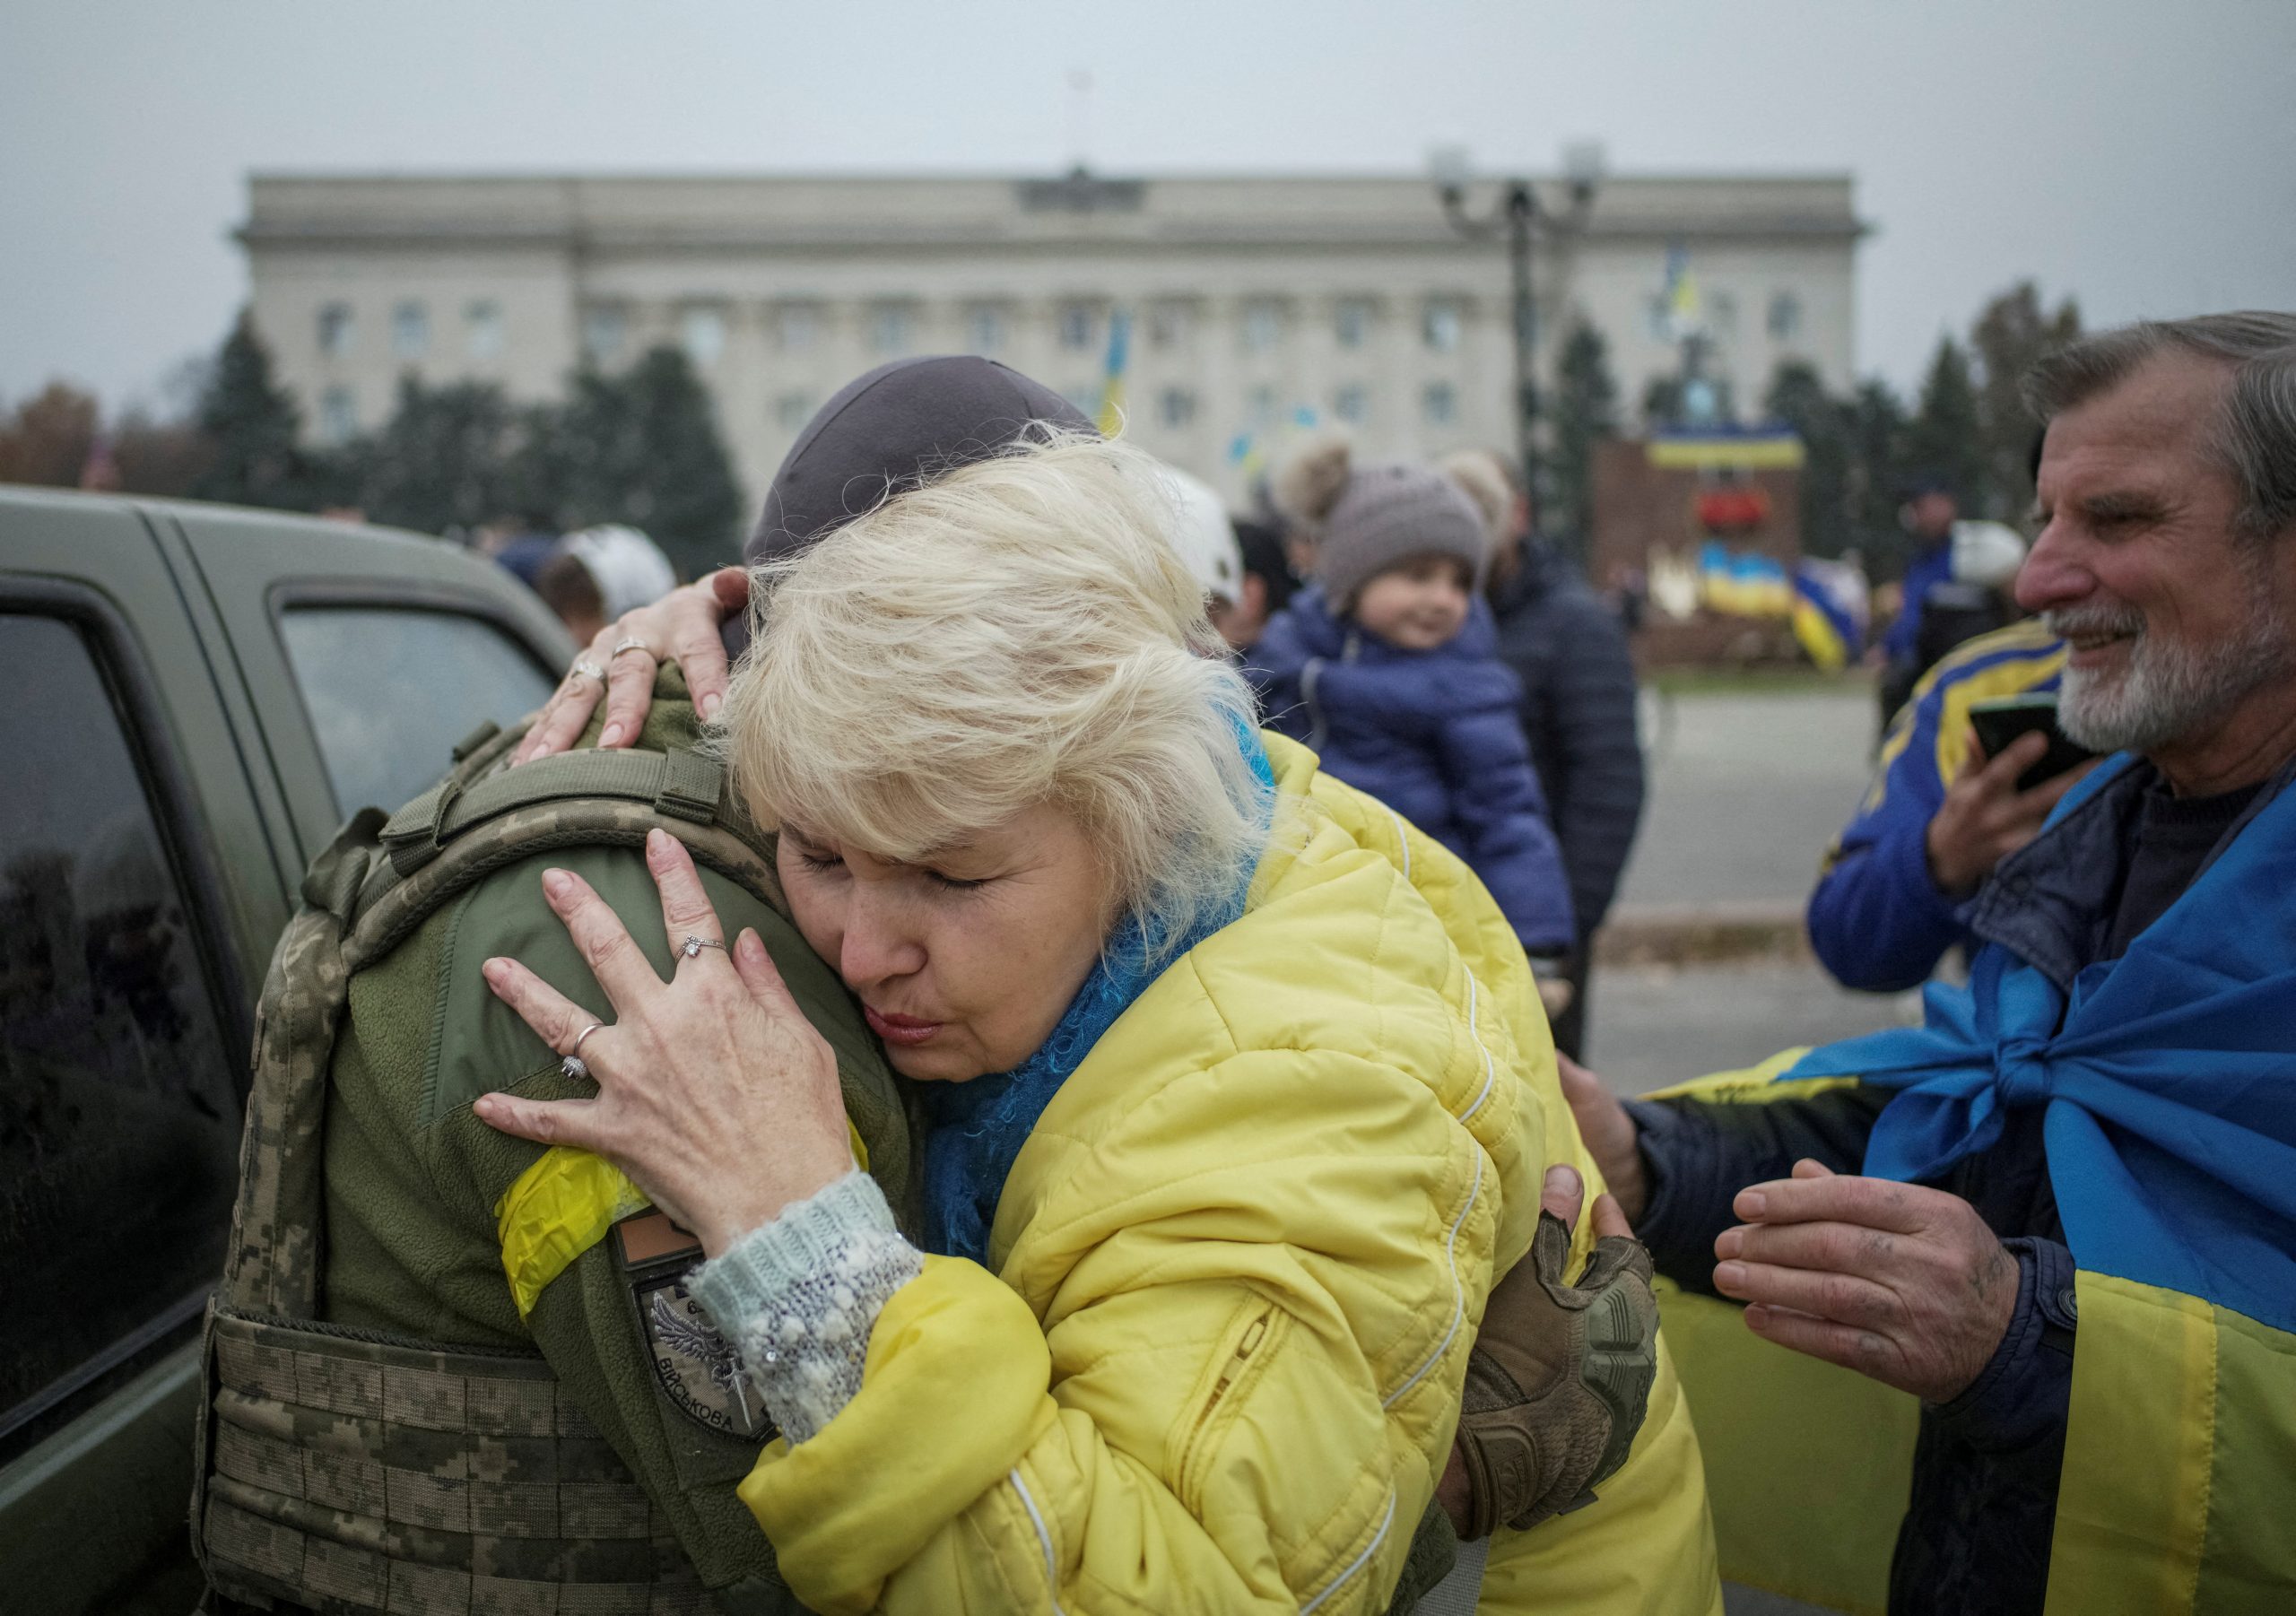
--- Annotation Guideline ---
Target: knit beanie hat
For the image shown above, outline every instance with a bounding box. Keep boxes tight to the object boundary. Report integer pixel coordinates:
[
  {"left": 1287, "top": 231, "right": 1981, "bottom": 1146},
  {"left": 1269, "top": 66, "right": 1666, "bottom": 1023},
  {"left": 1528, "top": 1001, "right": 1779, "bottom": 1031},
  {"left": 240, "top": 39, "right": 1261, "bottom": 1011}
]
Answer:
[{"left": 1271, "top": 432, "right": 1489, "bottom": 607}]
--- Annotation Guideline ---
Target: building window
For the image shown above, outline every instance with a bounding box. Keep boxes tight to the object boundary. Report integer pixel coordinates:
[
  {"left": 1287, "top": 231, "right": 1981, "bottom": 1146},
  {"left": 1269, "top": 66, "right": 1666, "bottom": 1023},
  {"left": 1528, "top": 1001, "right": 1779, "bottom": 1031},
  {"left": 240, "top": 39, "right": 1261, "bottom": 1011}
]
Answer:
[
  {"left": 682, "top": 307, "right": 727, "bottom": 369},
  {"left": 317, "top": 302, "right": 354, "bottom": 358},
  {"left": 390, "top": 301, "right": 428, "bottom": 361},
  {"left": 1422, "top": 300, "right": 1464, "bottom": 353},
  {"left": 1335, "top": 299, "right": 1376, "bottom": 349},
  {"left": 581, "top": 305, "right": 628, "bottom": 367},
  {"left": 318, "top": 387, "right": 359, "bottom": 445},
  {"left": 465, "top": 300, "right": 504, "bottom": 361},
  {"left": 1422, "top": 382, "right": 1457, "bottom": 428},
  {"left": 1058, "top": 303, "right": 1100, "bottom": 352},
  {"left": 776, "top": 392, "right": 815, "bottom": 432},
  {"left": 1159, "top": 387, "right": 1198, "bottom": 429},
  {"left": 1709, "top": 291, "right": 1739, "bottom": 336},
  {"left": 868, "top": 303, "right": 915, "bottom": 355},
  {"left": 1769, "top": 291, "right": 1804, "bottom": 340},
  {"left": 965, "top": 305, "right": 1006, "bottom": 354},
  {"left": 1148, "top": 300, "right": 1194, "bottom": 350},
  {"left": 1334, "top": 384, "right": 1369, "bottom": 426},
  {"left": 776, "top": 304, "right": 820, "bottom": 352},
  {"left": 1241, "top": 300, "right": 1285, "bottom": 355}
]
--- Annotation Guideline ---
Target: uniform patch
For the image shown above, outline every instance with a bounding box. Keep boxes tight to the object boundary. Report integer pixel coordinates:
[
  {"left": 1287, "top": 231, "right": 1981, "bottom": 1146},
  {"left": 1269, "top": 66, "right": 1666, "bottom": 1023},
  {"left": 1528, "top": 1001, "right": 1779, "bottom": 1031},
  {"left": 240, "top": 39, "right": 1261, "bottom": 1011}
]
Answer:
[{"left": 615, "top": 1212, "right": 775, "bottom": 1442}]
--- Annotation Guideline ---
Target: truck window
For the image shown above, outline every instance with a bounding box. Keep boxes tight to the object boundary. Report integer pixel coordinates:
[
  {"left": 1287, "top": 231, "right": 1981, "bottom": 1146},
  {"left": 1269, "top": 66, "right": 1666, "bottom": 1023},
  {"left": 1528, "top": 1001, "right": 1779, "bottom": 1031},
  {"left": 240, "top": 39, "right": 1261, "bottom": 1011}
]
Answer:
[
  {"left": 278, "top": 605, "right": 557, "bottom": 816},
  {"left": 1, "top": 613, "right": 240, "bottom": 1452}
]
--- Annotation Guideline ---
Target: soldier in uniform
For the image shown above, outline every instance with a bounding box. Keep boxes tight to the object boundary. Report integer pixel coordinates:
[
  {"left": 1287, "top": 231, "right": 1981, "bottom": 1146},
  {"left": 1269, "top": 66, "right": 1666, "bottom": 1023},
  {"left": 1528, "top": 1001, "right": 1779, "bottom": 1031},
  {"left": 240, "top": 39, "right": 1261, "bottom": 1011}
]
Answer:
[{"left": 196, "top": 660, "right": 912, "bottom": 1615}]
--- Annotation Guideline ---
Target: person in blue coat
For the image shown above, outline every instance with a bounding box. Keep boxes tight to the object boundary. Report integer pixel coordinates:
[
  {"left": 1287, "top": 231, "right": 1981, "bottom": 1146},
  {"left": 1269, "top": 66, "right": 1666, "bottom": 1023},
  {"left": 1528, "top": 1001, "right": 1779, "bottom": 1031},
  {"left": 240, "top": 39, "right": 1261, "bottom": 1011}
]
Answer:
[
  {"left": 1808, "top": 621, "right": 2079, "bottom": 990},
  {"left": 1250, "top": 434, "right": 1577, "bottom": 961}
]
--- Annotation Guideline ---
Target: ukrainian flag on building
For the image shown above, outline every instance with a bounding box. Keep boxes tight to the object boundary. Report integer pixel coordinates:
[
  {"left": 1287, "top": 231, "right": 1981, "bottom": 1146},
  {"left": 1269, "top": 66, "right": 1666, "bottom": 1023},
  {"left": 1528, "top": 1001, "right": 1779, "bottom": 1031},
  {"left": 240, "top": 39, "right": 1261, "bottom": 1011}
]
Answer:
[{"left": 1096, "top": 308, "right": 1131, "bottom": 436}]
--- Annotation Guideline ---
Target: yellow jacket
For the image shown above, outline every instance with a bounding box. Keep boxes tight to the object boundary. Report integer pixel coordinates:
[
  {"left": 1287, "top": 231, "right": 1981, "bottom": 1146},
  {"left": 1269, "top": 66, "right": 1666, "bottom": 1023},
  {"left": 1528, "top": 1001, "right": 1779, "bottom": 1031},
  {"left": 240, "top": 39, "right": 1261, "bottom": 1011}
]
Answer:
[{"left": 737, "top": 734, "right": 1718, "bottom": 1614}]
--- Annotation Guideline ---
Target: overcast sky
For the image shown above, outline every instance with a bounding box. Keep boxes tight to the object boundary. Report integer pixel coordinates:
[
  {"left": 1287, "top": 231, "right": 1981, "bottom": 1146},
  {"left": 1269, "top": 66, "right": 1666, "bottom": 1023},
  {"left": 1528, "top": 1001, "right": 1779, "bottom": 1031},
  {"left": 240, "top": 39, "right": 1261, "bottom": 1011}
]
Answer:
[{"left": 4, "top": 0, "right": 2292, "bottom": 413}]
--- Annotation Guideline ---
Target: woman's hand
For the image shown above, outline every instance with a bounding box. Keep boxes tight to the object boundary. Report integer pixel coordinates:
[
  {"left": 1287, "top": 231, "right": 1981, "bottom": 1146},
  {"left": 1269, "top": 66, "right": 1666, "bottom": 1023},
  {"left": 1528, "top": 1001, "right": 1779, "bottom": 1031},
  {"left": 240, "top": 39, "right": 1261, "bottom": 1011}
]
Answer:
[
  {"left": 516, "top": 568, "right": 752, "bottom": 763},
  {"left": 472, "top": 828, "right": 853, "bottom": 1255},
  {"left": 1556, "top": 1055, "right": 1648, "bottom": 1224}
]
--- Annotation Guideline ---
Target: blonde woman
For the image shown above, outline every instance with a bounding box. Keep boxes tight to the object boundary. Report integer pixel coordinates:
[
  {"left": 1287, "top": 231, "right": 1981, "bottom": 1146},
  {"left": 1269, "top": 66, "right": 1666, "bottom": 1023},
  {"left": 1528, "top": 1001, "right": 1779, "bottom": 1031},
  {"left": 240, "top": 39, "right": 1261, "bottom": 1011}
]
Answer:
[{"left": 483, "top": 359, "right": 1718, "bottom": 1613}]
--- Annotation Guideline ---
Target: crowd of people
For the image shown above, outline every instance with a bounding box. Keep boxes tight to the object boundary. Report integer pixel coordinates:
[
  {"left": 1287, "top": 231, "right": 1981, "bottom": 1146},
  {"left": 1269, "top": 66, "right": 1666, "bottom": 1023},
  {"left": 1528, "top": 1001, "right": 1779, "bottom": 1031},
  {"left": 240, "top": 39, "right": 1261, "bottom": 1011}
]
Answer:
[{"left": 200, "top": 318, "right": 2295, "bottom": 1616}]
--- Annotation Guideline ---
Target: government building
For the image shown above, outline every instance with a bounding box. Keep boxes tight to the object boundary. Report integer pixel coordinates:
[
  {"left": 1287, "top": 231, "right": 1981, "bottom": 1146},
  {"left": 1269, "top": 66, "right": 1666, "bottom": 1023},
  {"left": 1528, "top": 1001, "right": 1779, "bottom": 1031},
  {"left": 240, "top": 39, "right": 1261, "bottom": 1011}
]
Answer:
[{"left": 238, "top": 170, "right": 1865, "bottom": 507}]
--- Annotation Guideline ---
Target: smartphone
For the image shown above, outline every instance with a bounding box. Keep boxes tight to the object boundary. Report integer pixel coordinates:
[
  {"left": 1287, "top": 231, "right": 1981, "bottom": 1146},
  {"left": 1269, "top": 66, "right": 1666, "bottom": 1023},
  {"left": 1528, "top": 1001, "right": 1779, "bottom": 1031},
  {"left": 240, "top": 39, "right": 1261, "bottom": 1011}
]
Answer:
[{"left": 1968, "top": 694, "right": 2099, "bottom": 791}]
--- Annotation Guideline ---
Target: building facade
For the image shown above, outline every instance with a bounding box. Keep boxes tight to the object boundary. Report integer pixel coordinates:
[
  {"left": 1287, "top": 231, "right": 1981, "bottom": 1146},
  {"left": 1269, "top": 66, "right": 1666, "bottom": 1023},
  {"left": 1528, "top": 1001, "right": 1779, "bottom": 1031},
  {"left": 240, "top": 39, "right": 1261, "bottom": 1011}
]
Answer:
[{"left": 239, "top": 170, "right": 1864, "bottom": 509}]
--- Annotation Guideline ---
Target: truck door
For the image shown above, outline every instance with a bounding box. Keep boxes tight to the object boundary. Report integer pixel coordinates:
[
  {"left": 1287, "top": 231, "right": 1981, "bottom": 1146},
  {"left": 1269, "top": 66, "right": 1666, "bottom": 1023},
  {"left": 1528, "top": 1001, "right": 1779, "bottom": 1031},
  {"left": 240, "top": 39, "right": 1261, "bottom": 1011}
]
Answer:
[{"left": 160, "top": 508, "right": 570, "bottom": 860}]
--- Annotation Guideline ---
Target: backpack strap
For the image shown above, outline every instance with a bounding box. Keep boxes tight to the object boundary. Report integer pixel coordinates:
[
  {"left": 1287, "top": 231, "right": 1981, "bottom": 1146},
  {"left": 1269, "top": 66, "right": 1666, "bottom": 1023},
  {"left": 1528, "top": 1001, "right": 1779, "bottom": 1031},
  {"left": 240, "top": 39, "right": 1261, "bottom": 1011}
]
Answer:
[
  {"left": 215, "top": 807, "right": 389, "bottom": 1320},
  {"left": 380, "top": 747, "right": 727, "bottom": 876}
]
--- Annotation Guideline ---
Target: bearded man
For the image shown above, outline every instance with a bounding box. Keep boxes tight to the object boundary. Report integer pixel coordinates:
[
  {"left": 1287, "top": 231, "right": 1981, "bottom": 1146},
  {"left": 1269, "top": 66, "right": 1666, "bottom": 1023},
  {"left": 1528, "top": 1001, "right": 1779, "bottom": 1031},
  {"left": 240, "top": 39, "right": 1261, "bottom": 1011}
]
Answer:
[{"left": 1564, "top": 312, "right": 2296, "bottom": 1616}]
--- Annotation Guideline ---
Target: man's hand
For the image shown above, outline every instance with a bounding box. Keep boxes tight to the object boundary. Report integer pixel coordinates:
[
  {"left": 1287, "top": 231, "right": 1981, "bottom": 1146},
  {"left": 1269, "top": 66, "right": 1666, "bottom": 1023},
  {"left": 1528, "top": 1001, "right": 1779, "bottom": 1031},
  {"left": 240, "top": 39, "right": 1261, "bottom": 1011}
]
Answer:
[
  {"left": 1557, "top": 1056, "right": 1647, "bottom": 1224},
  {"left": 1924, "top": 728, "right": 2093, "bottom": 897},
  {"left": 1712, "top": 1160, "right": 2018, "bottom": 1403},
  {"left": 1443, "top": 1164, "right": 1657, "bottom": 1539}
]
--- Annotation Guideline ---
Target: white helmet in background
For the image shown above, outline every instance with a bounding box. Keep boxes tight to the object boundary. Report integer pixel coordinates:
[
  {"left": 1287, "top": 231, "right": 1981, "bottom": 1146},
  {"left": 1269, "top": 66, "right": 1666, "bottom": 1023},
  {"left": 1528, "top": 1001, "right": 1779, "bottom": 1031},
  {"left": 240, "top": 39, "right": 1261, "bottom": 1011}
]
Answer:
[
  {"left": 561, "top": 525, "right": 680, "bottom": 620},
  {"left": 1951, "top": 520, "right": 2028, "bottom": 591},
  {"left": 1155, "top": 465, "right": 1244, "bottom": 608}
]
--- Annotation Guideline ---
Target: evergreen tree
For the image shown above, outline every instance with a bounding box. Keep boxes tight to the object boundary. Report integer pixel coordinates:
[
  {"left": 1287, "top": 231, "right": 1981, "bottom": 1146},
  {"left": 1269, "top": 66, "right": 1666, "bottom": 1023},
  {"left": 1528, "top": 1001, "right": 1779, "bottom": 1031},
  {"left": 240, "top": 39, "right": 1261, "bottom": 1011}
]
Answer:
[
  {"left": 358, "top": 377, "right": 518, "bottom": 536},
  {"left": 191, "top": 311, "right": 314, "bottom": 509},
  {"left": 1970, "top": 282, "right": 2081, "bottom": 518},
  {"left": 553, "top": 346, "right": 745, "bottom": 578},
  {"left": 1903, "top": 336, "right": 1988, "bottom": 516},
  {"left": 495, "top": 403, "right": 578, "bottom": 534},
  {"left": 1846, "top": 378, "right": 1911, "bottom": 568},
  {"left": 1639, "top": 373, "right": 1684, "bottom": 431},
  {"left": 1546, "top": 322, "right": 1619, "bottom": 537},
  {"left": 1763, "top": 361, "right": 1853, "bottom": 557}
]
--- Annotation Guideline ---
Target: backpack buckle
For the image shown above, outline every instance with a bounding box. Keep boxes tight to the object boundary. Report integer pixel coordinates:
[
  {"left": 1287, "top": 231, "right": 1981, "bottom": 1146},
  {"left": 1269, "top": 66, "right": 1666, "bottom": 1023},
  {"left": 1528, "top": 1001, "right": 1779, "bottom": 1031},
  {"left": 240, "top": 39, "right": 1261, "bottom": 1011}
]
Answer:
[
  {"left": 379, "top": 778, "right": 465, "bottom": 875},
  {"left": 652, "top": 752, "right": 724, "bottom": 824}
]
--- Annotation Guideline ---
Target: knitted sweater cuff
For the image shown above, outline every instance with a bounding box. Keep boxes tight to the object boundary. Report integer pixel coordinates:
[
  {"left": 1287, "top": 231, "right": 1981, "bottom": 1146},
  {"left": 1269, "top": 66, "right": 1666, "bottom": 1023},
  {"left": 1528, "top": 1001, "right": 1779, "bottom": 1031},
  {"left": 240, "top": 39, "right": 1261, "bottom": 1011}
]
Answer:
[{"left": 686, "top": 1169, "right": 924, "bottom": 1444}]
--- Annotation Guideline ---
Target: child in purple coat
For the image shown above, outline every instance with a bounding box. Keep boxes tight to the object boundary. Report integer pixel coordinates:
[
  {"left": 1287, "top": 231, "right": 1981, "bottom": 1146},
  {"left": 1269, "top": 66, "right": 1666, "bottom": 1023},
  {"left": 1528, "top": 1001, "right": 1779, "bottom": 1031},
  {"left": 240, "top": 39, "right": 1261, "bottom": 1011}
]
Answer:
[{"left": 1249, "top": 437, "right": 1577, "bottom": 962}]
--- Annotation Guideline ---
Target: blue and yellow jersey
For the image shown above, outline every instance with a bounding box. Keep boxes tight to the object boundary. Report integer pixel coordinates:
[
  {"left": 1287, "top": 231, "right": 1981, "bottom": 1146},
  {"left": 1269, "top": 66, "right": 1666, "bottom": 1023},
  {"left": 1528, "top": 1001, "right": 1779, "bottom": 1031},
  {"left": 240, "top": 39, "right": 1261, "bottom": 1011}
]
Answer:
[{"left": 1807, "top": 621, "right": 2066, "bottom": 991}]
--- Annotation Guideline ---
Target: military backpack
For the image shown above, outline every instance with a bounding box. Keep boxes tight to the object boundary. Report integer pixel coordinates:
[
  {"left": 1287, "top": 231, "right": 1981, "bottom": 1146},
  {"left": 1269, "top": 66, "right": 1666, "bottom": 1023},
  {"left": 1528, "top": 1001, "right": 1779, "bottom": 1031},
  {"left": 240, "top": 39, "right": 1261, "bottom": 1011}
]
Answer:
[{"left": 193, "top": 684, "right": 912, "bottom": 1616}]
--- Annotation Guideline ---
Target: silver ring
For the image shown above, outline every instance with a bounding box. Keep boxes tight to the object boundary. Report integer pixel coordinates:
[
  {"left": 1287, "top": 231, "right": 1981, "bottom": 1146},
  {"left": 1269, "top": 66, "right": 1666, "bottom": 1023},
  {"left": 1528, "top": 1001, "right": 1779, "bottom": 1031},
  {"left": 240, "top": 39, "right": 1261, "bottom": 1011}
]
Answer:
[
  {"left": 610, "top": 637, "right": 659, "bottom": 661},
  {"left": 681, "top": 935, "right": 727, "bottom": 960},
  {"left": 570, "top": 657, "right": 607, "bottom": 684},
  {"left": 561, "top": 1021, "right": 605, "bottom": 1081}
]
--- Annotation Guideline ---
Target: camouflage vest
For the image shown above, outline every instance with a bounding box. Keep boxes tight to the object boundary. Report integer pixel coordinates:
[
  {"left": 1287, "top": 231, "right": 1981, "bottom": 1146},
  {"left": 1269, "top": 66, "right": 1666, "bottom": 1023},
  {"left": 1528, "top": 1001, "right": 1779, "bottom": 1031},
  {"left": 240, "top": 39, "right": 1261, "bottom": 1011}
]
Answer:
[{"left": 194, "top": 712, "right": 896, "bottom": 1616}]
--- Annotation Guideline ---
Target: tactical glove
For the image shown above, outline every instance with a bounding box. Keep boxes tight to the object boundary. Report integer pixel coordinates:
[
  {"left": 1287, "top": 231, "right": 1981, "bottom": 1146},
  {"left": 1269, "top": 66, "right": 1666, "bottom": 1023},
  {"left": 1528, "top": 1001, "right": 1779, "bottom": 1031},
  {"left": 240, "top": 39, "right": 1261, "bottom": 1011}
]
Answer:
[{"left": 1453, "top": 1208, "right": 1659, "bottom": 1537}]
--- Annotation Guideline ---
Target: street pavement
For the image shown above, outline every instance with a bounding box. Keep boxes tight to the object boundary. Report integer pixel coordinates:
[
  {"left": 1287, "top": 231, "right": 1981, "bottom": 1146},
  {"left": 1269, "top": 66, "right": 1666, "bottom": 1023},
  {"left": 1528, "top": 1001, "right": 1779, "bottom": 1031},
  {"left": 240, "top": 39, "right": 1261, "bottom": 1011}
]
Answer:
[{"left": 1614, "top": 683, "right": 1880, "bottom": 911}]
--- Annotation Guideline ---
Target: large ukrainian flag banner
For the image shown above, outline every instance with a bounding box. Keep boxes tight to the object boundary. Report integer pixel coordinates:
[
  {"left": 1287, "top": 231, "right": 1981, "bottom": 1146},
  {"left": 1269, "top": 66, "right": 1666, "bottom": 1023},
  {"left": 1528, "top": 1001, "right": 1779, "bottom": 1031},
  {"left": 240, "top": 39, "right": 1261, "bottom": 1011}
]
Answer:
[
  {"left": 1661, "top": 755, "right": 2296, "bottom": 1614},
  {"left": 1697, "top": 542, "right": 1794, "bottom": 618},
  {"left": 1790, "top": 557, "right": 1867, "bottom": 673}
]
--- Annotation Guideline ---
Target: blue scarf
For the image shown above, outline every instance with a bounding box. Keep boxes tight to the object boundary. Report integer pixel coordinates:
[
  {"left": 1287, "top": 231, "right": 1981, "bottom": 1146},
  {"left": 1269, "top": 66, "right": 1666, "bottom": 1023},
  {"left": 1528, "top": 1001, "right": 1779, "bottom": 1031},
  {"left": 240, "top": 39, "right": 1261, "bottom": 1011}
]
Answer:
[
  {"left": 1779, "top": 754, "right": 2296, "bottom": 1334},
  {"left": 920, "top": 728, "right": 1276, "bottom": 1264}
]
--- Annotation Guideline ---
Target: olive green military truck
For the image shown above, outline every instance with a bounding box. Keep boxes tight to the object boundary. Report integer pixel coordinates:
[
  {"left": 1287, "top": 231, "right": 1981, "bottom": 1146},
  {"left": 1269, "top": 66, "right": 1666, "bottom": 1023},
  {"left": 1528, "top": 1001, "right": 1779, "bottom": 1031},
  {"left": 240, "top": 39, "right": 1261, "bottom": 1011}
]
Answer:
[{"left": 0, "top": 488, "right": 571, "bottom": 1613}]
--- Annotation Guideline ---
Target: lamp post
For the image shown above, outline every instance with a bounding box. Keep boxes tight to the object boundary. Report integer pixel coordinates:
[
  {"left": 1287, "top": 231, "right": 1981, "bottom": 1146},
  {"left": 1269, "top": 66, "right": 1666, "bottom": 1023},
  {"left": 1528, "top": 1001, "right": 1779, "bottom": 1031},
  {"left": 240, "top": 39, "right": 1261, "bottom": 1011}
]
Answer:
[{"left": 1430, "top": 145, "right": 1604, "bottom": 527}]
